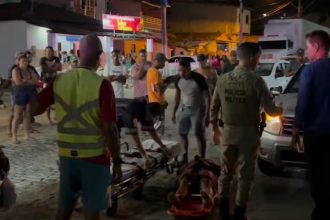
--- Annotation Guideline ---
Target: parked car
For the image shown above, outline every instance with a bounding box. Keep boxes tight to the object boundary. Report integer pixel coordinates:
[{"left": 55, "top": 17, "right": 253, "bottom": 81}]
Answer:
[
  {"left": 256, "top": 60, "right": 291, "bottom": 93},
  {"left": 258, "top": 64, "right": 307, "bottom": 175},
  {"left": 162, "top": 55, "right": 198, "bottom": 77}
]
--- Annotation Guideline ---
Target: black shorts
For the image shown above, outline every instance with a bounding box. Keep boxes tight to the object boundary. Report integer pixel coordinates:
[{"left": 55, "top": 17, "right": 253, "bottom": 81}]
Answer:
[
  {"left": 147, "top": 102, "right": 162, "bottom": 118},
  {"left": 116, "top": 99, "right": 155, "bottom": 136}
]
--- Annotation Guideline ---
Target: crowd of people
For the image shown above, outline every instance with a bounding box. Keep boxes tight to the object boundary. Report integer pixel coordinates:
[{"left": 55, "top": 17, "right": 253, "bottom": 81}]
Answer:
[{"left": 0, "top": 30, "right": 329, "bottom": 220}]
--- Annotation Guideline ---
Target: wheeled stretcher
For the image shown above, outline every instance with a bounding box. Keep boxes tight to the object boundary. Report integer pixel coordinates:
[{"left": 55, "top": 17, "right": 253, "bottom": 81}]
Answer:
[
  {"left": 106, "top": 140, "right": 183, "bottom": 217},
  {"left": 104, "top": 98, "right": 183, "bottom": 217}
]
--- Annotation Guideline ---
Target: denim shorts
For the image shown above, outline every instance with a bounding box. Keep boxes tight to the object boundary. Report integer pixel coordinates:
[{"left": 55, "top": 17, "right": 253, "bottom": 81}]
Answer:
[
  {"left": 58, "top": 157, "right": 111, "bottom": 213},
  {"left": 178, "top": 106, "right": 205, "bottom": 138},
  {"left": 14, "top": 88, "right": 37, "bottom": 106}
]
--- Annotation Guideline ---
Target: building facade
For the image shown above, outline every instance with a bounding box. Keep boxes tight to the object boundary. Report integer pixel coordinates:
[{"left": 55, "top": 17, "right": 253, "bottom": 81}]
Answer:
[{"left": 168, "top": 1, "right": 252, "bottom": 55}]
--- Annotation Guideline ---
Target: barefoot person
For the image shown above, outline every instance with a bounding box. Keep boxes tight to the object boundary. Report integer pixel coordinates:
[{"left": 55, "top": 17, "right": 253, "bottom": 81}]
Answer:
[
  {"left": 5, "top": 54, "right": 20, "bottom": 137},
  {"left": 117, "top": 97, "right": 171, "bottom": 169},
  {"left": 11, "top": 53, "right": 39, "bottom": 143}
]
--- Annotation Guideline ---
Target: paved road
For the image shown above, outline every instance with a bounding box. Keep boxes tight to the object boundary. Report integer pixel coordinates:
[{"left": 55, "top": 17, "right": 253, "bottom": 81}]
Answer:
[{"left": 0, "top": 88, "right": 313, "bottom": 220}]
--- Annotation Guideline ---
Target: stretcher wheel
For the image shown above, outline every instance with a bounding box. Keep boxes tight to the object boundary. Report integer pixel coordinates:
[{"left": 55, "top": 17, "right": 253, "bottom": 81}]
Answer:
[
  {"left": 106, "top": 198, "right": 118, "bottom": 217},
  {"left": 133, "top": 186, "right": 144, "bottom": 200}
]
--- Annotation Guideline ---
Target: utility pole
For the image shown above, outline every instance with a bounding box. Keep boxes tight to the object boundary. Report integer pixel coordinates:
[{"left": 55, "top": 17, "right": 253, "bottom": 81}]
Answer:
[
  {"left": 297, "top": 0, "right": 302, "bottom": 18},
  {"left": 239, "top": 0, "right": 244, "bottom": 44},
  {"left": 161, "top": 0, "right": 168, "bottom": 56}
]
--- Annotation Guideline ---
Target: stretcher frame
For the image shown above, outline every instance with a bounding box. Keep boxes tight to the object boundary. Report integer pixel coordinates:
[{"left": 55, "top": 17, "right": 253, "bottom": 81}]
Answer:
[{"left": 106, "top": 141, "right": 179, "bottom": 217}]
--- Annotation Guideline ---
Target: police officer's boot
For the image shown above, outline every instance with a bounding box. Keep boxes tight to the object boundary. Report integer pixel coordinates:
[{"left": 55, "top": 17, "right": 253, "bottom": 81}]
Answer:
[
  {"left": 232, "top": 205, "right": 250, "bottom": 220},
  {"left": 219, "top": 198, "right": 230, "bottom": 220}
]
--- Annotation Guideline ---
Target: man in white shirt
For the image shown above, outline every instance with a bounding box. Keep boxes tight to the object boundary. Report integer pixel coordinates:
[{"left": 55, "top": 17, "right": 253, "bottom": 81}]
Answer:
[{"left": 104, "top": 49, "right": 127, "bottom": 98}]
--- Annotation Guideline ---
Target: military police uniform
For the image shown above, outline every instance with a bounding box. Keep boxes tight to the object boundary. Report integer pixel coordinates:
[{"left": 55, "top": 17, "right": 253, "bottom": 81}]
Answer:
[{"left": 210, "top": 66, "right": 282, "bottom": 208}]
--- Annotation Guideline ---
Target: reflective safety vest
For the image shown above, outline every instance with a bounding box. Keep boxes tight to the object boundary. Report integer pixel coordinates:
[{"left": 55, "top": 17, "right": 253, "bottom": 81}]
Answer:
[{"left": 54, "top": 68, "right": 105, "bottom": 158}]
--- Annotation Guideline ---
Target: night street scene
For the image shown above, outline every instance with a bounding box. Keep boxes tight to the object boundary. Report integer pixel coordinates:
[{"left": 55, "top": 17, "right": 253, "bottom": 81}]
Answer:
[{"left": 1, "top": 0, "right": 330, "bottom": 220}]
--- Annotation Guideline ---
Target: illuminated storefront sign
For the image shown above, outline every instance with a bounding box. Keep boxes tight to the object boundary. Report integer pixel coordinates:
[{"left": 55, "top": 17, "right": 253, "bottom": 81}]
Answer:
[{"left": 102, "top": 14, "right": 144, "bottom": 32}]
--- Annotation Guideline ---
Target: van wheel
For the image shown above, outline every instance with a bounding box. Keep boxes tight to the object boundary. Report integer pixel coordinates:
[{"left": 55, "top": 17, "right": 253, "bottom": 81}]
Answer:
[{"left": 258, "top": 157, "right": 283, "bottom": 176}]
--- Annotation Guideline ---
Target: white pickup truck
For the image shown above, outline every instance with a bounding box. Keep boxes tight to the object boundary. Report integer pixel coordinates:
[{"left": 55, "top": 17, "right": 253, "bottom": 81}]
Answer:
[
  {"left": 258, "top": 64, "right": 308, "bottom": 175},
  {"left": 256, "top": 60, "right": 291, "bottom": 92}
]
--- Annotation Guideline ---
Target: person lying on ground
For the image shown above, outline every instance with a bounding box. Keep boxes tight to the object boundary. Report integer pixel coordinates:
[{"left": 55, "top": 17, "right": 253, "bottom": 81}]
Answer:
[
  {"left": 168, "top": 155, "right": 220, "bottom": 209},
  {"left": 117, "top": 97, "right": 172, "bottom": 169}
]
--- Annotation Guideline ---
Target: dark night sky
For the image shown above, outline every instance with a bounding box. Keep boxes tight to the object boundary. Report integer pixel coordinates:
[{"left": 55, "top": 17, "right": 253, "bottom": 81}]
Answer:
[
  {"left": 160, "top": 0, "right": 330, "bottom": 34},
  {"left": 165, "top": 0, "right": 330, "bottom": 17},
  {"left": 150, "top": 0, "right": 330, "bottom": 19}
]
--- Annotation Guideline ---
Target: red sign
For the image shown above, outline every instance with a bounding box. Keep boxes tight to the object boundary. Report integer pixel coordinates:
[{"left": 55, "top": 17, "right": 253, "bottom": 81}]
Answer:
[{"left": 102, "top": 14, "right": 144, "bottom": 32}]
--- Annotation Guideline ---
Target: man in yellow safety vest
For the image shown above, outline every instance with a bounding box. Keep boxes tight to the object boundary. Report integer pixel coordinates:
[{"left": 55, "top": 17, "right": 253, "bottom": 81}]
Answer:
[{"left": 33, "top": 34, "right": 122, "bottom": 220}]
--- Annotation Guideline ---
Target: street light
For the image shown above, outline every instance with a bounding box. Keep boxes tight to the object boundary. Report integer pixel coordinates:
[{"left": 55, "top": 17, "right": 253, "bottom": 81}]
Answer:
[{"left": 263, "top": 13, "right": 267, "bottom": 17}]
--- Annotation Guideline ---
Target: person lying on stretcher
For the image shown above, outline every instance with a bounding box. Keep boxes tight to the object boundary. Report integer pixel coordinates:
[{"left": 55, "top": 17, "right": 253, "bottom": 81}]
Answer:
[
  {"left": 168, "top": 156, "right": 220, "bottom": 208},
  {"left": 117, "top": 97, "right": 172, "bottom": 169}
]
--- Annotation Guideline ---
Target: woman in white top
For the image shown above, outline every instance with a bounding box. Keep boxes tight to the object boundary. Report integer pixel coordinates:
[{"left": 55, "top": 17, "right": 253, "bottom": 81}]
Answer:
[{"left": 105, "top": 49, "right": 127, "bottom": 98}]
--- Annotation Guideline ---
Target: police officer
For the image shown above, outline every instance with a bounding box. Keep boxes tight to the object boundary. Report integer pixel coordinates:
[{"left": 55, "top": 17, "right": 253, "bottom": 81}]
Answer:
[{"left": 210, "top": 42, "right": 283, "bottom": 220}]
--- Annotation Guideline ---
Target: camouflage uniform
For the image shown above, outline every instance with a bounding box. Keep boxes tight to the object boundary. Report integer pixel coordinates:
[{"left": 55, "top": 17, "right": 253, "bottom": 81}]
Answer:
[{"left": 210, "top": 66, "right": 282, "bottom": 206}]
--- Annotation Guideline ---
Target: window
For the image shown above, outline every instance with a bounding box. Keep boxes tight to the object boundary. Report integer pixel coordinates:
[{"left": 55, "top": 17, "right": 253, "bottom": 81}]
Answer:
[
  {"left": 246, "top": 15, "right": 249, "bottom": 25},
  {"left": 106, "top": 0, "right": 111, "bottom": 13},
  {"left": 81, "top": 0, "right": 91, "bottom": 9},
  {"left": 285, "top": 64, "right": 308, "bottom": 93},
  {"left": 217, "top": 43, "right": 228, "bottom": 51},
  {"left": 57, "top": 43, "right": 62, "bottom": 52},
  {"left": 259, "top": 40, "right": 287, "bottom": 50},
  {"left": 255, "top": 63, "right": 274, "bottom": 77},
  {"left": 275, "top": 66, "right": 285, "bottom": 78}
]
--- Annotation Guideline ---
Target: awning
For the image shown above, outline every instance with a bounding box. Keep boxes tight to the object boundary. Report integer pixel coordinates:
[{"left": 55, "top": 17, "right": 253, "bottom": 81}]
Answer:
[{"left": 0, "top": 2, "right": 103, "bottom": 34}]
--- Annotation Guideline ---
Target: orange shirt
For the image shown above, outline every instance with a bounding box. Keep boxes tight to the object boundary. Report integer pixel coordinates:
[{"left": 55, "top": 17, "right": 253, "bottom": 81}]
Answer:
[{"left": 146, "top": 67, "right": 165, "bottom": 104}]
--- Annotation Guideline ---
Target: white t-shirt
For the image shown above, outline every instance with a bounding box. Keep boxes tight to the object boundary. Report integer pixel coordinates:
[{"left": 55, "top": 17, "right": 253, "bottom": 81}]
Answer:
[{"left": 103, "top": 64, "right": 127, "bottom": 98}]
